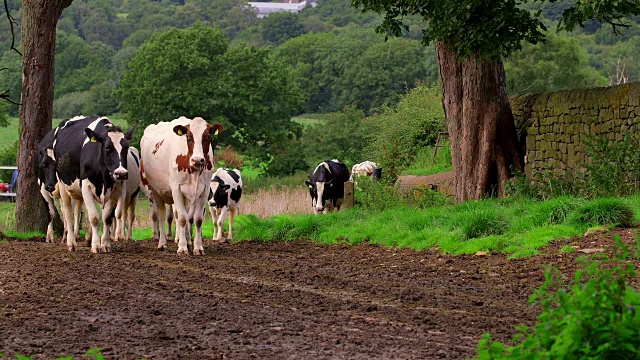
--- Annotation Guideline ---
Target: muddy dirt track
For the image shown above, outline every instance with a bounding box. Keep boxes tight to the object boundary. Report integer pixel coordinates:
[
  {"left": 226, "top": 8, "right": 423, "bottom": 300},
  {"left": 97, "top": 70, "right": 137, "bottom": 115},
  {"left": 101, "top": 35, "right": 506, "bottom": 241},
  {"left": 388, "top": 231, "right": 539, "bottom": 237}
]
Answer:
[{"left": 0, "top": 229, "right": 638, "bottom": 359}]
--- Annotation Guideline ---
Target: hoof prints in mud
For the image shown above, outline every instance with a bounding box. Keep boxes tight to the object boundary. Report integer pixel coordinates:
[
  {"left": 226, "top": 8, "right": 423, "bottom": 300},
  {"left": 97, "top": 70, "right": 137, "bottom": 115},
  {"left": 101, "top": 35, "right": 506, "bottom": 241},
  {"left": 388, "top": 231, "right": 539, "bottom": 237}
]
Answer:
[{"left": 0, "top": 230, "right": 637, "bottom": 359}]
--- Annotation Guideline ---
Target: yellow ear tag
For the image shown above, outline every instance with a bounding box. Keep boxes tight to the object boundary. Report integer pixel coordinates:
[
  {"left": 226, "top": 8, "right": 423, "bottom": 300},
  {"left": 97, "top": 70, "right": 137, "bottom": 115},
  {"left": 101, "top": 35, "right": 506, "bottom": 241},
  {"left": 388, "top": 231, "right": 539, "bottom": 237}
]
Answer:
[
  {"left": 308, "top": 185, "right": 313, "bottom": 189},
  {"left": 177, "top": 129, "right": 183, "bottom": 136},
  {"left": 91, "top": 136, "right": 97, "bottom": 143},
  {"left": 214, "top": 129, "right": 219, "bottom": 136}
]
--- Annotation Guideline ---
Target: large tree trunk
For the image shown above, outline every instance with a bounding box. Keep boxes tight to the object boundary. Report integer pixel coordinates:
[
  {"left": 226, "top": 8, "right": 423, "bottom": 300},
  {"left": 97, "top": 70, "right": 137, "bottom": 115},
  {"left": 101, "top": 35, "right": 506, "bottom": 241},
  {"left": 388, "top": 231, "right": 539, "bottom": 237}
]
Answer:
[
  {"left": 16, "top": 0, "right": 73, "bottom": 233},
  {"left": 435, "top": 41, "right": 523, "bottom": 203}
]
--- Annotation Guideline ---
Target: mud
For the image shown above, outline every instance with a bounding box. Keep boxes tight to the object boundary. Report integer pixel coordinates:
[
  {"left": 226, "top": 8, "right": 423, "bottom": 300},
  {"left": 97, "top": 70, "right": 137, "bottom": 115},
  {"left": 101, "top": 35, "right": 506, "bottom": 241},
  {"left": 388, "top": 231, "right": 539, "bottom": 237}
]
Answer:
[{"left": 0, "top": 228, "right": 638, "bottom": 359}]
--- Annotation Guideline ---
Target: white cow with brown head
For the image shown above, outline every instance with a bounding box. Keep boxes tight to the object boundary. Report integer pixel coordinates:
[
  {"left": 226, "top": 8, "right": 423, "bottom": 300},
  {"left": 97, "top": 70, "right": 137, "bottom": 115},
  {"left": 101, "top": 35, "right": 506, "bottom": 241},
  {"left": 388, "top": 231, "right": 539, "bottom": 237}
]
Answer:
[{"left": 140, "top": 116, "right": 223, "bottom": 255}]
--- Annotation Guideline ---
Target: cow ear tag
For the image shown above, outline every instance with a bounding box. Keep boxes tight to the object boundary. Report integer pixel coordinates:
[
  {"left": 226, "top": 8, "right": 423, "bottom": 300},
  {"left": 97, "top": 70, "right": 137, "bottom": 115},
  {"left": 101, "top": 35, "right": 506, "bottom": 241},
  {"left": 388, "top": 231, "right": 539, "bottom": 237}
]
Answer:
[
  {"left": 177, "top": 129, "right": 183, "bottom": 136},
  {"left": 308, "top": 185, "right": 313, "bottom": 189},
  {"left": 91, "top": 136, "right": 97, "bottom": 143},
  {"left": 214, "top": 129, "right": 219, "bottom": 136}
]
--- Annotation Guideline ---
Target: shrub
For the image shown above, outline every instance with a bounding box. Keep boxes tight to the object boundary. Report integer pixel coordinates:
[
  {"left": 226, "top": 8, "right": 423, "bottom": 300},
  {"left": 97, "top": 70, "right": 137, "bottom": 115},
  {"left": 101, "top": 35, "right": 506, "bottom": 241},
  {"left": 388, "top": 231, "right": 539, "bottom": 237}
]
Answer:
[
  {"left": 452, "top": 207, "right": 510, "bottom": 240},
  {"left": 475, "top": 237, "right": 640, "bottom": 359},
  {"left": 354, "top": 177, "right": 449, "bottom": 210},
  {"left": 366, "top": 84, "right": 445, "bottom": 176},
  {"left": 569, "top": 198, "right": 634, "bottom": 227},
  {"left": 53, "top": 91, "right": 91, "bottom": 118},
  {"left": 585, "top": 133, "right": 640, "bottom": 197}
]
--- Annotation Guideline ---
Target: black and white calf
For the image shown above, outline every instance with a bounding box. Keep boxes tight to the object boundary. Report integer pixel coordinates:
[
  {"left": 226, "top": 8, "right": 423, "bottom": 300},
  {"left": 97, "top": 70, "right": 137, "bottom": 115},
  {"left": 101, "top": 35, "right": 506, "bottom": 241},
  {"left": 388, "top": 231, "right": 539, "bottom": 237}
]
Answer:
[
  {"left": 305, "top": 160, "right": 349, "bottom": 214},
  {"left": 208, "top": 168, "right": 242, "bottom": 242},
  {"left": 53, "top": 115, "right": 133, "bottom": 252},
  {"left": 113, "top": 147, "right": 141, "bottom": 242}
]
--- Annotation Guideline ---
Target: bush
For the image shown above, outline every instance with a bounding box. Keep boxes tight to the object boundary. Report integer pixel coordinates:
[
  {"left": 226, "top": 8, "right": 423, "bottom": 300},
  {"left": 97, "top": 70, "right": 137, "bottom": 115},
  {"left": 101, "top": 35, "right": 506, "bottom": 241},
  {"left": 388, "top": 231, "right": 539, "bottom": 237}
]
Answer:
[
  {"left": 584, "top": 133, "right": 640, "bottom": 197},
  {"left": 366, "top": 84, "right": 445, "bottom": 178},
  {"left": 354, "top": 178, "right": 449, "bottom": 210},
  {"left": 452, "top": 207, "right": 510, "bottom": 240},
  {"left": 475, "top": 237, "right": 640, "bottom": 359},
  {"left": 569, "top": 198, "right": 634, "bottom": 227},
  {"left": 53, "top": 91, "right": 91, "bottom": 118}
]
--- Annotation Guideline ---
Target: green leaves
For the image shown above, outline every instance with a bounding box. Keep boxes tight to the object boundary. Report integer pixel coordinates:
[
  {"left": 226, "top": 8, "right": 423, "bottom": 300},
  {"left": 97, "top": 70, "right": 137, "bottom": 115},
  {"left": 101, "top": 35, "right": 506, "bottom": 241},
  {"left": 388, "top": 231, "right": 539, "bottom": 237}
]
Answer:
[
  {"left": 475, "top": 237, "right": 640, "bottom": 359},
  {"left": 120, "top": 23, "right": 302, "bottom": 160},
  {"left": 352, "top": 0, "right": 640, "bottom": 61}
]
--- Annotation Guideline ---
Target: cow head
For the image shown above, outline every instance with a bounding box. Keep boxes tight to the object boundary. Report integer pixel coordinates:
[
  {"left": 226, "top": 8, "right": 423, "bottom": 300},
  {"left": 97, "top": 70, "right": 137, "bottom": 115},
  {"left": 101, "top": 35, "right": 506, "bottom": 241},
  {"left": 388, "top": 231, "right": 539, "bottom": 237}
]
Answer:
[
  {"left": 209, "top": 177, "right": 231, "bottom": 207},
  {"left": 305, "top": 178, "right": 334, "bottom": 213},
  {"left": 85, "top": 127, "right": 134, "bottom": 181},
  {"left": 173, "top": 117, "right": 223, "bottom": 172},
  {"left": 38, "top": 146, "right": 57, "bottom": 193}
]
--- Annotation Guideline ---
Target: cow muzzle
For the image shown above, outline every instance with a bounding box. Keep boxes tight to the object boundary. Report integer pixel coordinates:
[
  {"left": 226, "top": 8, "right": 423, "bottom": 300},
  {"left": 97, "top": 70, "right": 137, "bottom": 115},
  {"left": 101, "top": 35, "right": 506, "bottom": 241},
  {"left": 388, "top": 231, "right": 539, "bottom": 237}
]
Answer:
[
  {"left": 114, "top": 169, "right": 128, "bottom": 181},
  {"left": 45, "top": 184, "right": 56, "bottom": 193},
  {"left": 191, "top": 156, "right": 205, "bottom": 168}
]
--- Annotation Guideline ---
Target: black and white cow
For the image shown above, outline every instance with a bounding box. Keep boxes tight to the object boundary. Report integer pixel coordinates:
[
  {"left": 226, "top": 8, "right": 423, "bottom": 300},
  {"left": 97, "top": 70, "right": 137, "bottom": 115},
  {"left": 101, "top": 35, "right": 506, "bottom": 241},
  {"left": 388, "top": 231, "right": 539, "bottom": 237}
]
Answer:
[
  {"left": 53, "top": 115, "right": 133, "bottom": 253},
  {"left": 305, "top": 160, "right": 350, "bottom": 214},
  {"left": 37, "top": 128, "right": 60, "bottom": 243},
  {"left": 112, "top": 147, "right": 141, "bottom": 242},
  {"left": 208, "top": 168, "right": 242, "bottom": 242}
]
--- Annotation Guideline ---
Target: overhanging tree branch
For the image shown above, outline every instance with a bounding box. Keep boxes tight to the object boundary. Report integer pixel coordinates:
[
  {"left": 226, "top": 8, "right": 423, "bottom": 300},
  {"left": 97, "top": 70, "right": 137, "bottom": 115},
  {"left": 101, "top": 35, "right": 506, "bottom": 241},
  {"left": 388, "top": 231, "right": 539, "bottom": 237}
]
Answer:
[{"left": 3, "top": 0, "right": 22, "bottom": 56}]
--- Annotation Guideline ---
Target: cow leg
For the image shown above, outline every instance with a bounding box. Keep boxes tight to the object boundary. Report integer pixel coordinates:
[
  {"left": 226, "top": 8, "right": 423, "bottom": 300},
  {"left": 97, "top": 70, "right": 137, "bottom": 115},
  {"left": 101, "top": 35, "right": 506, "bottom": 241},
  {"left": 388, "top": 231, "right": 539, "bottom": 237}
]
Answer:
[
  {"left": 100, "top": 199, "right": 117, "bottom": 253},
  {"left": 150, "top": 198, "right": 159, "bottom": 242},
  {"left": 171, "top": 188, "right": 190, "bottom": 255},
  {"left": 59, "top": 186, "right": 76, "bottom": 251},
  {"left": 40, "top": 184, "right": 55, "bottom": 243},
  {"left": 192, "top": 195, "right": 207, "bottom": 256},
  {"left": 227, "top": 207, "right": 236, "bottom": 242},
  {"left": 72, "top": 199, "right": 83, "bottom": 242},
  {"left": 81, "top": 181, "right": 102, "bottom": 253},
  {"left": 167, "top": 204, "right": 174, "bottom": 240},
  {"left": 127, "top": 197, "right": 137, "bottom": 241},
  {"left": 209, "top": 204, "right": 218, "bottom": 241},
  {"left": 155, "top": 195, "right": 168, "bottom": 251},
  {"left": 215, "top": 207, "right": 228, "bottom": 242},
  {"left": 173, "top": 207, "right": 179, "bottom": 244}
]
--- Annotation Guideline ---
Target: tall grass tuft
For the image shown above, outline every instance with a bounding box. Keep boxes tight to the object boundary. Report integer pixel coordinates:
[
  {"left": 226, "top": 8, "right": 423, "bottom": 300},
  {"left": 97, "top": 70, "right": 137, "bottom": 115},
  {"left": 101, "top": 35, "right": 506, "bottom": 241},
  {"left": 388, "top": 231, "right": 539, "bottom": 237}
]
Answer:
[
  {"left": 451, "top": 206, "right": 510, "bottom": 240},
  {"left": 569, "top": 198, "right": 634, "bottom": 227}
]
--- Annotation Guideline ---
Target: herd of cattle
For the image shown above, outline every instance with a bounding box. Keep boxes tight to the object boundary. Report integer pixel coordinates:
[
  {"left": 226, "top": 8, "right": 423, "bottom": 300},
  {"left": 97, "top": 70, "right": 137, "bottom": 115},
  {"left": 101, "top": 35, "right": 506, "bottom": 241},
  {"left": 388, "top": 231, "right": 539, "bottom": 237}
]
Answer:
[{"left": 35, "top": 115, "right": 377, "bottom": 255}]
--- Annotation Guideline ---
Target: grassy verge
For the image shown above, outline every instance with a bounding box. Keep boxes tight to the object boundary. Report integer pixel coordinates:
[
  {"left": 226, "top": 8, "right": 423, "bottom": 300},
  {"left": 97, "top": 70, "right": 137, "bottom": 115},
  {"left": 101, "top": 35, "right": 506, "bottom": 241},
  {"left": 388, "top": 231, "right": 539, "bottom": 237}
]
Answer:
[
  {"left": 3, "top": 192, "right": 639, "bottom": 259},
  {"left": 401, "top": 145, "right": 452, "bottom": 176},
  {"left": 232, "top": 195, "right": 640, "bottom": 258}
]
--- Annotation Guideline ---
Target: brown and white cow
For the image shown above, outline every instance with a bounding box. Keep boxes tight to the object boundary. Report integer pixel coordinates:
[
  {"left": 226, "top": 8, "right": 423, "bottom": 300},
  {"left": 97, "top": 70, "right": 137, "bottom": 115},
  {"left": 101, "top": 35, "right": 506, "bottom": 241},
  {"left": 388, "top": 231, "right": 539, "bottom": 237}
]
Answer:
[{"left": 140, "top": 116, "right": 223, "bottom": 255}]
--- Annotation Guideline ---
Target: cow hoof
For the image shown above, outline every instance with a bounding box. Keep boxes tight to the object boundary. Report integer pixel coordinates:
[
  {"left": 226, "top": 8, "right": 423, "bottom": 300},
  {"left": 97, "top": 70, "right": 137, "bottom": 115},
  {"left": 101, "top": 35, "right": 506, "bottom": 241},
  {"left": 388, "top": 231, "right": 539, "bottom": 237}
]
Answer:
[
  {"left": 177, "top": 247, "right": 189, "bottom": 255},
  {"left": 68, "top": 244, "right": 77, "bottom": 252},
  {"left": 101, "top": 245, "right": 111, "bottom": 253},
  {"left": 157, "top": 245, "right": 167, "bottom": 251},
  {"left": 91, "top": 247, "right": 99, "bottom": 254},
  {"left": 193, "top": 248, "right": 205, "bottom": 256}
]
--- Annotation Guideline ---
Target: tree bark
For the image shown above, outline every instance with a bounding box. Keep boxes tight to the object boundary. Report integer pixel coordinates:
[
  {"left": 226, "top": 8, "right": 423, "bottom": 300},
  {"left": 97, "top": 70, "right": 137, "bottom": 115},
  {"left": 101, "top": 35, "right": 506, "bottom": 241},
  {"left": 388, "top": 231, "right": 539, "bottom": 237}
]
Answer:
[
  {"left": 435, "top": 41, "right": 523, "bottom": 202},
  {"left": 16, "top": 0, "right": 73, "bottom": 233}
]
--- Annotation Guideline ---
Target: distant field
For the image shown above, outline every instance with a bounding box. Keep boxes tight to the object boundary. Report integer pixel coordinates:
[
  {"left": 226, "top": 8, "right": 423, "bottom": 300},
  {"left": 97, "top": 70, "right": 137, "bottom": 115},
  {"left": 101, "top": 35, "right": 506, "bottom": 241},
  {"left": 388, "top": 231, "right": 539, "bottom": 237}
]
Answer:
[
  {"left": 292, "top": 114, "right": 328, "bottom": 127},
  {"left": 0, "top": 116, "right": 129, "bottom": 150}
]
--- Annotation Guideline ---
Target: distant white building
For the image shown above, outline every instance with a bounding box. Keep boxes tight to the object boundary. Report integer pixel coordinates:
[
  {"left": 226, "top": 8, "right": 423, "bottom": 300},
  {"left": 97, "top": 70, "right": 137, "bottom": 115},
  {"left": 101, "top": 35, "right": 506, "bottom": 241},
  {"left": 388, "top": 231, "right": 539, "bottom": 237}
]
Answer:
[{"left": 248, "top": 0, "right": 317, "bottom": 18}]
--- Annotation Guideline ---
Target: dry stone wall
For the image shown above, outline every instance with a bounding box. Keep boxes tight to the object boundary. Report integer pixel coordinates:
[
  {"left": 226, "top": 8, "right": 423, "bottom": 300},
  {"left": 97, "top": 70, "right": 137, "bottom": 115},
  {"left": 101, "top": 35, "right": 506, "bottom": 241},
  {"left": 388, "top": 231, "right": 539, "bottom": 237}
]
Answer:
[{"left": 510, "top": 82, "right": 640, "bottom": 180}]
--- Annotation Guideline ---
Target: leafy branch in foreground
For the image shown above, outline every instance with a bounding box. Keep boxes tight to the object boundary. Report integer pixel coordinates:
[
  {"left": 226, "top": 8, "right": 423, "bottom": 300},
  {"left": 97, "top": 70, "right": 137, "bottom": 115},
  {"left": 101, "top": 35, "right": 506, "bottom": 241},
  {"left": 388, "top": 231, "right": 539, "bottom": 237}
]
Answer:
[{"left": 475, "top": 235, "right": 640, "bottom": 359}]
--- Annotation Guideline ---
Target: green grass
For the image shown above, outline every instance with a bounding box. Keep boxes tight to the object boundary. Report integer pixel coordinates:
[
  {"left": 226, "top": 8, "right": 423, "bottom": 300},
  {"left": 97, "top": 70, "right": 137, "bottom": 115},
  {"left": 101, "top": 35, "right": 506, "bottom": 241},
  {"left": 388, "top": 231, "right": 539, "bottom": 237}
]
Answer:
[
  {"left": 3, "top": 193, "right": 640, "bottom": 259},
  {"left": 0, "top": 115, "right": 129, "bottom": 150},
  {"left": 402, "top": 145, "right": 453, "bottom": 176},
  {"left": 230, "top": 194, "right": 640, "bottom": 258},
  {"left": 291, "top": 113, "right": 329, "bottom": 127}
]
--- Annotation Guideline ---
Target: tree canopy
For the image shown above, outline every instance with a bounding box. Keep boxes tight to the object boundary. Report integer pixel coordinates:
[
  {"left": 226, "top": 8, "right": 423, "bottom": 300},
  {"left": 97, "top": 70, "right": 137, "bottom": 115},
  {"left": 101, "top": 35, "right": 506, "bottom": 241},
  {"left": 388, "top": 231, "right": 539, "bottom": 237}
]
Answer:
[{"left": 119, "top": 23, "right": 302, "bottom": 161}]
